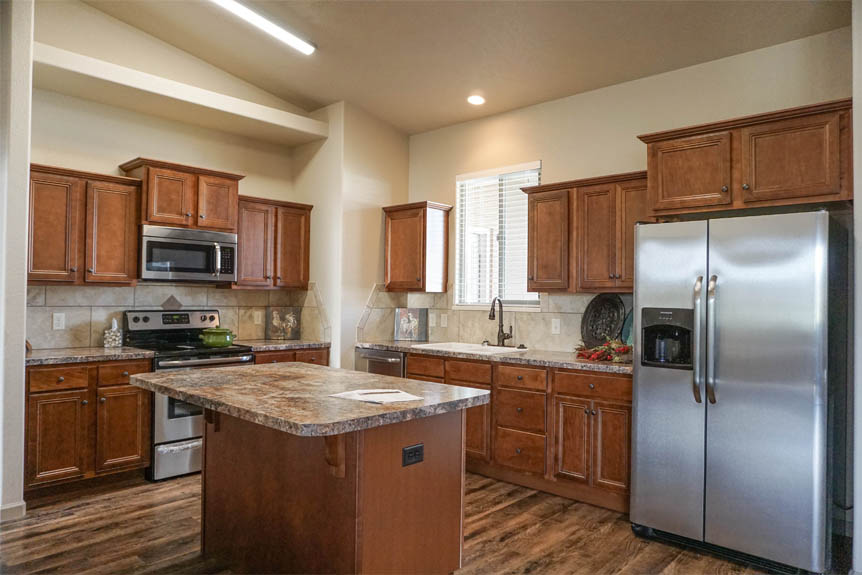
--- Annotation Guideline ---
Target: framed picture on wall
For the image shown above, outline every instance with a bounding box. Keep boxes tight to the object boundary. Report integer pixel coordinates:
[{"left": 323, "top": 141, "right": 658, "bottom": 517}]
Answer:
[{"left": 393, "top": 308, "right": 428, "bottom": 342}]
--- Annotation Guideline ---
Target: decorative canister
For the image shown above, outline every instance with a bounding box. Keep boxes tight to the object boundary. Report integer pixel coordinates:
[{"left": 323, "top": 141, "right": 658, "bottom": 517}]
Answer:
[{"left": 104, "top": 318, "right": 123, "bottom": 348}]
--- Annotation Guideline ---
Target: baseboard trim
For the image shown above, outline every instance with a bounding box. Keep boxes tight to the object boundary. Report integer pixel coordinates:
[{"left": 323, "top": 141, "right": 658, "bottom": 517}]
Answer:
[{"left": 1, "top": 500, "right": 26, "bottom": 522}]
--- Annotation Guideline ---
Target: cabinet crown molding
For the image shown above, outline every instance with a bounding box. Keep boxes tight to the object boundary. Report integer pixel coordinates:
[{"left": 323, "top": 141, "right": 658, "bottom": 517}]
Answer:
[
  {"left": 637, "top": 98, "right": 852, "bottom": 144},
  {"left": 522, "top": 171, "right": 647, "bottom": 194},
  {"left": 240, "top": 195, "right": 313, "bottom": 211},
  {"left": 119, "top": 158, "right": 245, "bottom": 181},
  {"left": 383, "top": 201, "right": 452, "bottom": 213},
  {"left": 31, "top": 164, "right": 142, "bottom": 186}
]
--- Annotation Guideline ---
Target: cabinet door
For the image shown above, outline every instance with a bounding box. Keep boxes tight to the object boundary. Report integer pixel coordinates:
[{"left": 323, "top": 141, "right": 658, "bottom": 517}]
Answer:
[
  {"left": 385, "top": 207, "right": 425, "bottom": 291},
  {"left": 649, "top": 131, "right": 732, "bottom": 211},
  {"left": 26, "top": 389, "right": 89, "bottom": 486},
  {"left": 577, "top": 184, "right": 616, "bottom": 290},
  {"left": 615, "top": 179, "right": 649, "bottom": 289},
  {"left": 146, "top": 167, "right": 196, "bottom": 226},
  {"left": 274, "top": 206, "right": 310, "bottom": 289},
  {"left": 28, "top": 171, "right": 82, "bottom": 282},
  {"left": 96, "top": 385, "right": 151, "bottom": 472},
  {"left": 552, "top": 396, "right": 591, "bottom": 484},
  {"left": 237, "top": 201, "right": 275, "bottom": 287},
  {"left": 527, "top": 189, "right": 569, "bottom": 291},
  {"left": 85, "top": 181, "right": 138, "bottom": 284},
  {"left": 295, "top": 349, "right": 328, "bottom": 365},
  {"left": 254, "top": 351, "right": 296, "bottom": 364},
  {"left": 741, "top": 112, "right": 841, "bottom": 202},
  {"left": 197, "top": 175, "right": 238, "bottom": 231},
  {"left": 591, "top": 399, "right": 631, "bottom": 493},
  {"left": 448, "top": 381, "right": 491, "bottom": 462}
]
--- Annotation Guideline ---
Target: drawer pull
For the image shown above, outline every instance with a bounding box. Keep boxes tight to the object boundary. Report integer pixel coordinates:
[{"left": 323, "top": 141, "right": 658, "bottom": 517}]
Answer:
[
  {"left": 516, "top": 407, "right": 523, "bottom": 413},
  {"left": 584, "top": 408, "right": 589, "bottom": 414},
  {"left": 515, "top": 448, "right": 522, "bottom": 455},
  {"left": 100, "top": 397, "right": 106, "bottom": 403},
  {"left": 589, "top": 383, "right": 595, "bottom": 389},
  {"left": 57, "top": 376, "right": 65, "bottom": 383},
  {"left": 591, "top": 409, "right": 597, "bottom": 415},
  {"left": 272, "top": 360, "right": 278, "bottom": 363},
  {"left": 81, "top": 400, "right": 88, "bottom": 405},
  {"left": 122, "top": 371, "right": 129, "bottom": 377}
]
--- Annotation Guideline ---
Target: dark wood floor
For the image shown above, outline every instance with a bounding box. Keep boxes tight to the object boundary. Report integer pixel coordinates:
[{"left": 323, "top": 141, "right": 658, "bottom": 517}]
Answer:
[{"left": 2, "top": 473, "right": 763, "bottom": 574}]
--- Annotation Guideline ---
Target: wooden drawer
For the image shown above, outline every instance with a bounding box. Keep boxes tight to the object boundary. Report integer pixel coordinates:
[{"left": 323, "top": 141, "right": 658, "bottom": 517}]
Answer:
[
  {"left": 407, "top": 355, "right": 445, "bottom": 379},
  {"left": 496, "top": 364, "right": 547, "bottom": 392},
  {"left": 97, "top": 360, "right": 150, "bottom": 387},
  {"left": 493, "top": 426, "right": 545, "bottom": 475},
  {"left": 255, "top": 351, "right": 296, "bottom": 364},
  {"left": 494, "top": 388, "right": 546, "bottom": 434},
  {"left": 408, "top": 374, "right": 444, "bottom": 384},
  {"left": 295, "top": 349, "right": 328, "bottom": 365},
  {"left": 446, "top": 360, "right": 492, "bottom": 384},
  {"left": 554, "top": 370, "right": 632, "bottom": 401},
  {"left": 29, "top": 366, "right": 89, "bottom": 393}
]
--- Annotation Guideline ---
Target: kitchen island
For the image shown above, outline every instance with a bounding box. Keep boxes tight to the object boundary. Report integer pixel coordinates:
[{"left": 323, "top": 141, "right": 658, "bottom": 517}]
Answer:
[{"left": 131, "top": 362, "right": 489, "bottom": 574}]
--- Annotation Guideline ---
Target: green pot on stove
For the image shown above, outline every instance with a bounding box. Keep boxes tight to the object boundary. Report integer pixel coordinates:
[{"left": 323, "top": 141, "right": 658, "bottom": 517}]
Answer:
[{"left": 198, "top": 327, "right": 237, "bottom": 348}]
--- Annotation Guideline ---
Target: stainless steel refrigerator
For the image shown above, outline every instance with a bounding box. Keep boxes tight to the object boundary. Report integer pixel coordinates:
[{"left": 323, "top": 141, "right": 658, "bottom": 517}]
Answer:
[{"left": 631, "top": 211, "right": 849, "bottom": 573}]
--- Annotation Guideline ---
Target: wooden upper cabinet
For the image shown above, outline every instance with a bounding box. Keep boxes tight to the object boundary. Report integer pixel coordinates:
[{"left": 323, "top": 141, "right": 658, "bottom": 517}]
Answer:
[
  {"left": 383, "top": 202, "right": 451, "bottom": 293},
  {"left": 527, "top": 189, "right": 570, "bottom": 291},
  {"left": 648, "top": 131, "right": 732, "bottom": 212},
  {"left": 616, "top": 178, "right": 649, "bottom": 289},
  {"left": 275, "top": 205, "right": 311, "bottom": 289},
  {"left": 95, "top": 385, "right": 151, "bottom": 473},
  {"left": 741, "top": 111, "right": 841, "bottom": 203},
  {"left": 29, "top": 165, "right": 141, "bottom": 286},
  {"left": 639, "top": 99, "right": 852, "bottom": 215},
  {"left": 577, "top": 184, "right": 616, "bottom": 291},
  {"left": 85, "top": 181, "right": 138, "bottom": 284},
  {"left": 120, "top": 158, "right": 244, "bottom": 232},
  {"left": 28, "top": 171, "right": 82, "bottom": 282},
  {"left": 198, "top": 175, "right": 239, "bottom": 231},
  {"left": 237, "top": 200, "right": 275, "bottom": 287}
]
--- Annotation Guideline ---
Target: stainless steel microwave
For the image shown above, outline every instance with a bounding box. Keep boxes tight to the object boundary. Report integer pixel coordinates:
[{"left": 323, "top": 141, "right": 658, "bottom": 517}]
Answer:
[{"left": 141, "top": 225, "right": 237, "bottom": 282}]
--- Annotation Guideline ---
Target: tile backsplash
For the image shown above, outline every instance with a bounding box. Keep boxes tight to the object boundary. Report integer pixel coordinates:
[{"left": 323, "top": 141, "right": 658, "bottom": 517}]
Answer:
[
  {"left": 26, "top": 283, "right": 330, "bottom": 349},
  {"left": 357, "top": 284, "right": 632, "bottom": 353}
]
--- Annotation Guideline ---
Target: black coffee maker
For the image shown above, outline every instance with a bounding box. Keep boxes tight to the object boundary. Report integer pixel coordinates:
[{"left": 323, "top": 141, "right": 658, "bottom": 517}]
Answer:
[{"left": 641, "top": 308, "right": 693, "bottom": 370}]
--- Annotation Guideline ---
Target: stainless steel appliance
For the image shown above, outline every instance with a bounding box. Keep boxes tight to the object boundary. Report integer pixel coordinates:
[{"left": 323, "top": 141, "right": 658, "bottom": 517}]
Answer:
[
  {"left": 354, "top": 348, "right": 405, "bottom": 378},
  {"left": 124, "top": 309, "right": 253, "bottom": 480},
  {"left": 141, "top": 225, "right": 237, "bottom": 282},
  {"left": 631, "top": 211, "right": 849, "bottom": 573}
]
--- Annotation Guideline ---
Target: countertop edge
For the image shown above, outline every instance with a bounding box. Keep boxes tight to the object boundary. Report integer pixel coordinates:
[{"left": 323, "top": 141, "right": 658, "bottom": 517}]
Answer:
[
  {"left": 25, "top": 348, "right": 155, "bottom": 367},
  {"left": 237, "top": 340, "right": 331, "bottom": 352}
]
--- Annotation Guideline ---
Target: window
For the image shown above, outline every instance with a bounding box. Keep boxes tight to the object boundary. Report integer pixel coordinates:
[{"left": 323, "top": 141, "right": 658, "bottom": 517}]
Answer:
[{"left": 455, "top": 161, "right": 541, "bottom": 307}]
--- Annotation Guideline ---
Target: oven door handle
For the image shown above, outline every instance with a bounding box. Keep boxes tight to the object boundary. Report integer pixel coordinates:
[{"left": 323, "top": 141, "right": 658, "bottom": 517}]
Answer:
[
  {"left": 214, "top": 242, "right": 221, "bottom": 278},
  {"left": 157, "top": 355, "right": 253, "bottom": 368}
]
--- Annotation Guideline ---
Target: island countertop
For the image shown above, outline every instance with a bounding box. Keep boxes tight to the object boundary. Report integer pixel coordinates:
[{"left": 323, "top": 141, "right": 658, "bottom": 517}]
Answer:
[{"left": 130, "top": 362, "right": 489, "bottom": 437}]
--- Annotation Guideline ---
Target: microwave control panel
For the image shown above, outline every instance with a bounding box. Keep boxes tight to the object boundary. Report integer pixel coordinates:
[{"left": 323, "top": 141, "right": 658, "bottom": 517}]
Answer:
[{"left": 220, "top": 247, "right": 235, "bottom": 274}]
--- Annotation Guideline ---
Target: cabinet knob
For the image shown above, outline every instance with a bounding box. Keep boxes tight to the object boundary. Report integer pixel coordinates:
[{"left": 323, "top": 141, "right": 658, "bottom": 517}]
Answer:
[
  {"left": 81, "top": 399, "right": 88, "bottom": 405},
  {"left": 591, "top": 409, "right": 597, "bottom": 415},
  {"left": 415, "top": 277, "right": 421, "bottom": 282},
  {"left": 517, "top": 375, "right": 523, "bottom": 381},
  {"left": 528, "top": 275, "right": 534, "bottom": 281},
  {"left": 515, "top": 448, "right": 522, "bottom": 455},
  {"left": 609, "top": 274, "right": 614, "bottom": 278},
  {"left": 87, "top": 267, "right": 94, "bottom": 273},
  {"left": 277, "top": 276, "right": 282, "bottom": 281},
  {"left": 589, "top": 383, "right": 595, "bottom": 389},
  {"left": 584, "top": 408, "right": 589, "bottom": 414},
  {"left": 122, "top": 371, "right": 129, "bottom": 377},
  {"left": 100, "top": 397, "right": 106, "bottom": 403},
  {"left": 70, "top": 267, "right": 77, "bottom": 272},
  {"left": 185, "top": 212, "right": 192, "bottom": 217},
  {"left": 516, "top": 407, "right": 523, "bottom": 413},
  {"left": 272, "top": 360, "right": 278, "bottom": 363},
  {"left": 200, "top": 214, "right": 206, "bottom": 219},
  {"left": 265, "top": 275, "right": 272, "bottom": 280},
  {"left": 742, "top": 183, "right": 750, "bottom": 191},
  {"left": 721, "top": 185, "right": 728, "bottom": 193},
  {"left": 57, "top": 376, "right": 65, "bottom": 383}
]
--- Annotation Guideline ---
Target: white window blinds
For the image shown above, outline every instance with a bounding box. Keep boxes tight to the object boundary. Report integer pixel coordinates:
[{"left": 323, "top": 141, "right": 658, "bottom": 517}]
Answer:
[{"left": 455, "top": 162, "right": 541, "bottom": 307}]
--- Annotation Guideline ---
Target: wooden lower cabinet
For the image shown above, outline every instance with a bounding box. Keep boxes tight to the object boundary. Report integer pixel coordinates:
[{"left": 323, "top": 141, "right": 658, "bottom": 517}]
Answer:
[
  {"left": 254, "top": 347, "right": 330, "bottom": 366},
  {"left": 405, "top": 352, "right": 632, "bottom": 512},
  {"left": 25, "top": 360, "right": 152, "bottom": 491}
]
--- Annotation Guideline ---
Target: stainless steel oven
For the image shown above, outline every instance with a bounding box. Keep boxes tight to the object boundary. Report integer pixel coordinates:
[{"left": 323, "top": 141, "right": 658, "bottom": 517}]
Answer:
[{"left": 141, "top": 225, "right": 237, "bottom": 282}]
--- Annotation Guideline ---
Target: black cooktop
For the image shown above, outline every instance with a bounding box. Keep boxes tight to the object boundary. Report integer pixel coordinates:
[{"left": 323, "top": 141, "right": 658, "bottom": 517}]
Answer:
[{"left": 130, "top": 342, "right": 253, "bottom": 358}]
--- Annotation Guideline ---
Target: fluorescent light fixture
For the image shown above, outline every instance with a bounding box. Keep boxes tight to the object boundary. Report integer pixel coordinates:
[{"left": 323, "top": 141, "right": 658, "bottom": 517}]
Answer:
[
  {"left": 209, "top": 0, "right": 315, "bottom": 55},
  {"left": 467, "top": 95, "right": 485, "bottom": 106}
]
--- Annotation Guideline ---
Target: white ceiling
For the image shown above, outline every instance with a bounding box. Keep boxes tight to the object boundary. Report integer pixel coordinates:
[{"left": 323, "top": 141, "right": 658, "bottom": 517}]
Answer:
[{"left": 85, "top": 1, "right": 850, "bottom": 134}]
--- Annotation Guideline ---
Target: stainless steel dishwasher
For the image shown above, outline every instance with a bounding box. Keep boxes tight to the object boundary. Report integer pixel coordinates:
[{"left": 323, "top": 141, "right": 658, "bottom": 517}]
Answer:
[{"left": 354, "top": 348, "right": 405, "bottom": 377}]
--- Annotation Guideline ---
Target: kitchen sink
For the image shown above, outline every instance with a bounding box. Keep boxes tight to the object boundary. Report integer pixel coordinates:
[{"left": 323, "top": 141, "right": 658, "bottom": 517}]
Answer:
[{"left": 411, "top": 342, "right": 528, "bottom": 356}]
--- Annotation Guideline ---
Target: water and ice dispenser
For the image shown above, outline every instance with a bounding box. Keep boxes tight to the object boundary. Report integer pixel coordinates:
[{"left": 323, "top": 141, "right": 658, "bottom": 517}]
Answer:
[{"left": 641, "top": 308, "right": 693, "bottom": 370}]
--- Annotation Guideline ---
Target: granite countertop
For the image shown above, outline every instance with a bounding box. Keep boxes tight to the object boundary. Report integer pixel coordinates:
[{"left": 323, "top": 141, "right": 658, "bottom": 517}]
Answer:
[
  {"left": 131, "top": 362, "right": 489, "bottom": 437},
  {"left": 235, "top": 340, "right": 331, "bottom": 352},
  {"left": 355, "top": 342, "right": 633, "bottom": 375},
  {"left": 25, "top": 347, "right": 155, "bottom": 367}
]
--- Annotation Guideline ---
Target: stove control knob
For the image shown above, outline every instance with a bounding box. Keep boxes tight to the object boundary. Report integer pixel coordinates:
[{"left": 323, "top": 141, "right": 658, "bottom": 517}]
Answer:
[
  {"left": 132, "top": 316, "right": 140, "bottom": 323},
  {"left": 142, "top": 316, "right": 150, "bottom": 323},
  {"left": 209, "top": 315, "right": 216, "bottom": 322},
  {"left": 200, "top": 315, "right": 207, "bottom": 322}
]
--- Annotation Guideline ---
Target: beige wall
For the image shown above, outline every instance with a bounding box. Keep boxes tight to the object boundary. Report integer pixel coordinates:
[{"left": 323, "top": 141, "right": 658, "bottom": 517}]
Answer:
[
  {"left": 34, "top": 0, "right": 304, "bottom": 115},
  {"left": 1, "top": 0, "right": 34, "bottom": 521},
  {"left": 341, "top": 104, "right": 409, "bottom": 368}
]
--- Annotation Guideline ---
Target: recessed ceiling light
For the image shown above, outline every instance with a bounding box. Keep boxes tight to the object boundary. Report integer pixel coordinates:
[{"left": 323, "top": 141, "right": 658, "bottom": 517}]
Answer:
[
  {"left": 209, "top": 0, "right": 315, "bottom": 55},
  {"left": 467, "top": 95, "right": 485, "bottom": 106}
]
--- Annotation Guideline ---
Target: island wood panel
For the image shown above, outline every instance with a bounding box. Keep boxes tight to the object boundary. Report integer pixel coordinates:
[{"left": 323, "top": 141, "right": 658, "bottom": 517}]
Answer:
[
  {"left": 196, "top": 175, "right": 238, "bottom": 231},
  {"left": 28, "top": 171, "right": 82, "bottom": 282},
  {"left": 202, "top": 410, "right": 465, "bottom": 575},
  {"left": 95, "top": 385, "right": 151, "bottom": 472},
  {"left": 85, "top": 181, "right": 138, "bottom": 284},
  {"left": 236, "top": 200, "right": 274, "bottom": 286},
  {"left": 526, "top": 188, "right": 571, "bottom": 291}
]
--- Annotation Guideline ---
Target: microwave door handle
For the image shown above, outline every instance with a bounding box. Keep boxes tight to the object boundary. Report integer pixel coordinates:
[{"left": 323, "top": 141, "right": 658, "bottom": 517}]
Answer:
[
  {"left": 691, "top": 276, "right": 704, "bottom": 403},
  {"left": 706, "top": 274, "right": 718, "bottom": 404},
  {"left": 213, "top": 243, "right": 221, "bottom": 278}
]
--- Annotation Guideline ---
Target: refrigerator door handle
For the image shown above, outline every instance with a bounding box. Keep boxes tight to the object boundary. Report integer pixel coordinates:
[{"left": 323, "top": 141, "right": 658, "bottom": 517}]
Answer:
[
  {"left": 706, "top": 274, "right": 718, "bottom": 404},
  {"left": 691, "top": 276, "right": 704, "bottom": 403}
]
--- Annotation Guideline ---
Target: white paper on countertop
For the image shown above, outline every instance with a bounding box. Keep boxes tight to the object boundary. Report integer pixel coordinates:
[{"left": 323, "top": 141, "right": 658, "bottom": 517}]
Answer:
[{"left": 329, "top": 389, "right": 424, "bottom": 404}]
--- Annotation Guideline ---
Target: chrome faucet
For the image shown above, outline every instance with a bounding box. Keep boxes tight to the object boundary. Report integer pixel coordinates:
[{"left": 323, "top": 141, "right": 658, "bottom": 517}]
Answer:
[{"left": 488, "top": 297, "right": 513, "bottom": 347}]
